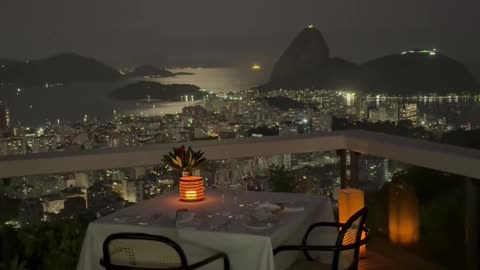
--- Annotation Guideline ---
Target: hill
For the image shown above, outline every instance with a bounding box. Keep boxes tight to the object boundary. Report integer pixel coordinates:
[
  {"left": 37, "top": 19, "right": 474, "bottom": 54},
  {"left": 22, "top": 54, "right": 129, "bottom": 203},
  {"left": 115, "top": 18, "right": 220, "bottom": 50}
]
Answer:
[
  {"left": 360, "top": 50, "right": 479, "bottom": 94},
  {"left": 110, "top": 81, "right": 204, "bottom": 101},
  {"left": 258, "top": 27, "right": 479, "bottom": 94},
  {"left": 0, "top": 53, "right": 121, "bottom": 86},
  {"left": 258, "top": 26, "right": 360, "bottom": 90}
]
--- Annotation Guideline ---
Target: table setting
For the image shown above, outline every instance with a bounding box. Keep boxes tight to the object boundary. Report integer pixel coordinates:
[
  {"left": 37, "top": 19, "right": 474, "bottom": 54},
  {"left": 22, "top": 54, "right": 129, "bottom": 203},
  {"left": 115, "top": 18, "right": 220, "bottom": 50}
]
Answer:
[
  {"left": 77, "top": 147, "right": 336, "bottom": 270},
  {"left": 77, "top": 189, "right": 336, "bottom": 270}
]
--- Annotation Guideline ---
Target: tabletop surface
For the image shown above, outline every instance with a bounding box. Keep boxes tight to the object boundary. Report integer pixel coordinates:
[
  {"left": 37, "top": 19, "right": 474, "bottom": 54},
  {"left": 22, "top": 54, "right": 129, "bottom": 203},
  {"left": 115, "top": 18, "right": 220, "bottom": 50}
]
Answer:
[{"left": 95, "top": 190, "right": 332, "bottom": 237}]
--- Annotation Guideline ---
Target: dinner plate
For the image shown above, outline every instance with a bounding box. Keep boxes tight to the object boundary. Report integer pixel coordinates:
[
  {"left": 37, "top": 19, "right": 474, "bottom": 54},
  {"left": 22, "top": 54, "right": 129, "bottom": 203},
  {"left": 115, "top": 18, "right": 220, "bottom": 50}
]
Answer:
[
  {"left": 256, "top": 203, "right": 281, "bottom": 211},
  {"left": 243, "top": 222, "right": 272, "bottom": 230},
  {"left": 237, "top": 214, "right": 273, "bottom": 230}
]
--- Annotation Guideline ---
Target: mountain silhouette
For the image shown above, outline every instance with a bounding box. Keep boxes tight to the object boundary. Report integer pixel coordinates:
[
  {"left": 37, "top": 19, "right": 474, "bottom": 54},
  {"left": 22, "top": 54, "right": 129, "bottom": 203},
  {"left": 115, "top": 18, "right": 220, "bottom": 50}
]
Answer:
[
  {"left": 360, "top": 51, "right": 479, "bottom": 94},
  {"left": 259, "top": 27, "right": 479, "bottom": 94},
  {"left": 258, "top": 26, "right": 359, "bottom": 90},
  {"left": 0, "top": 53, "right": 121, "bottom": 86}
]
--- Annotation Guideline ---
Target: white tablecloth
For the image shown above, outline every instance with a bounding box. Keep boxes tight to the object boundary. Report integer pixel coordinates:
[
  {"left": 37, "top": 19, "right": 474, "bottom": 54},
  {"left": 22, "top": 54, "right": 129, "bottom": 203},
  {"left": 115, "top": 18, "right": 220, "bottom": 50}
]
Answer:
[{"left": 77, "top": 191, "right": 336, "bottom": 270}]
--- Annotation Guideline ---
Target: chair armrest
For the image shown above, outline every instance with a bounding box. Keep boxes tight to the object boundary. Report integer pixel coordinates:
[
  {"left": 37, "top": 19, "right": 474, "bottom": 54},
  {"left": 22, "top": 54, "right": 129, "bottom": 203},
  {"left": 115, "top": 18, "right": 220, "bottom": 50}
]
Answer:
[
  {"left": 307, "top": 222, "right": 345, "bottom": 228},
  {"left": 188, "top": 252, "right": 230, "bottom": 270}
]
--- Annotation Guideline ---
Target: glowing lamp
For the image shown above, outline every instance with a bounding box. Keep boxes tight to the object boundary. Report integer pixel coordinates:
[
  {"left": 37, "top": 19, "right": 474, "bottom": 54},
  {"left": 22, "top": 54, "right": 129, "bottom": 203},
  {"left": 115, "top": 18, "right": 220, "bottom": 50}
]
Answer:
[
  {"left": 179, "top": 176, "right": 205, "bottom": 202},
  {"left": 338, "top": 188, "right": 366, "bottom": 257},
  {"left": 389, "top": 183, "right": 419, "bottom": 245}
]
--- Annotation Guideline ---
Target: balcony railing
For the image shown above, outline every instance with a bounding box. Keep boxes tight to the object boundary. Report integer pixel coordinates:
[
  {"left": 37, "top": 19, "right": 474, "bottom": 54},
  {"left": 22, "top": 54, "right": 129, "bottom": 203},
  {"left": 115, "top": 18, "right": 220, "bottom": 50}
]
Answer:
[
  {"left": 1, "top": 130, "right": 479, "bottom": 179},
  {"left": 1, "top": 130, "right": 479, "bottom": 269}
]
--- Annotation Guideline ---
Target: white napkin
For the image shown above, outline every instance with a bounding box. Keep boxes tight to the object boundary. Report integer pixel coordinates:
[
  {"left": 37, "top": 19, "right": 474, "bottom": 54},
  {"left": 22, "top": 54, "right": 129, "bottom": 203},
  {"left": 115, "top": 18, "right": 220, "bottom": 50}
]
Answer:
[
  {"left": 257, "top": 203, "right": 281, "bottom": 211},
  {"left": 253, "top": 206, "right": 273, "bottom": 221},
  {"left": 176, "top": 212, "right": 195, "bottom": 225}
]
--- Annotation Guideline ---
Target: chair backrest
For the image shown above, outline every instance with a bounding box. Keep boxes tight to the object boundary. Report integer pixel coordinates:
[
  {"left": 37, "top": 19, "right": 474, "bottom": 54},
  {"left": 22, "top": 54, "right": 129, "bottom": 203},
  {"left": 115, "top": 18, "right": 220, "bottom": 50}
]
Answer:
[
  {"left": 102, "top": 233, "right": 188, "bottom": 270},
  {"left": 333, "top": 207, "right": 368, "bottom": 270}
]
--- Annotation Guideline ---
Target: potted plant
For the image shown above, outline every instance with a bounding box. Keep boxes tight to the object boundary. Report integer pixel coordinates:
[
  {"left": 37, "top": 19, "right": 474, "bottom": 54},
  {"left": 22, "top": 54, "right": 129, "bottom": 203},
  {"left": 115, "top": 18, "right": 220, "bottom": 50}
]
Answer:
[{"left": 162, "top": 145, "right": 206, "bottom": 177}]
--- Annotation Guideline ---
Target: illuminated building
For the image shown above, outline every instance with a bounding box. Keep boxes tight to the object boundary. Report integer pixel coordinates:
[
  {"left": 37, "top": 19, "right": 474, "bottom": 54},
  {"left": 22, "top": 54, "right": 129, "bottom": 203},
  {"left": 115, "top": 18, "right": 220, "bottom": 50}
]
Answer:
[
  {"left": 399, "top": 104, "right": 418, "bottom": 124},
  {"left": 272, "top": 154, "right": 292, "bottom": 169},
  {"left": 0, "top": 137, "right": 27, "bottom": 155},
  {"left": 368, "top": 107, "right": 388, "bottom": 122},
  {"left": 297, "top": 118, "right": 313, "bottom": 134},
  {"left": 118, "top": 178, "right": 143, "bottom": 203},
  {"left": 0, "top": 101, "right": 10, "bottom": 130},
  {"left": 74, "top": 172, "right": 90, "bottom": 189},
  {"left": 42, "top": 195, "right": 65, "bottom": 214}
]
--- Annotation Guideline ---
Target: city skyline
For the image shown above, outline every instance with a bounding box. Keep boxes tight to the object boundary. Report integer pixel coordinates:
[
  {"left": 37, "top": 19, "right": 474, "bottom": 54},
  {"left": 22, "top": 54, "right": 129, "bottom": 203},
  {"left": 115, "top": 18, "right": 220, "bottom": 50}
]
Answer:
[{"left": 1, "top": 2, "right": 480, "bottom": 269}]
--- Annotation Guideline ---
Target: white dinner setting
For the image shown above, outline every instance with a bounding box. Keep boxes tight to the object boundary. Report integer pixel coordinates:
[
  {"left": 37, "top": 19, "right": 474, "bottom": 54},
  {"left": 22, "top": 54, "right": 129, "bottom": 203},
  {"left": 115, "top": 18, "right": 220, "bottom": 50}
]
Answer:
[{"left": 76, "top": 146, "right": 369, "bottom": 270}]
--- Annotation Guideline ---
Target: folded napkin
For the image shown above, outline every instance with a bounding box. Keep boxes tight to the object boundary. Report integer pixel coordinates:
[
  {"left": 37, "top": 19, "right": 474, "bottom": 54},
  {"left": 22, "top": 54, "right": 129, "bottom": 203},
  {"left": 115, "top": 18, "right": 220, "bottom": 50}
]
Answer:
[
  {"left": 253, "top": 206, "right": 273, "bottom": 221},
  {"left": 256, "top": 203, "right": 281, "bottom": 211},
  {"left": 176, "top": 211, "right": 195, "bottom": 225}
]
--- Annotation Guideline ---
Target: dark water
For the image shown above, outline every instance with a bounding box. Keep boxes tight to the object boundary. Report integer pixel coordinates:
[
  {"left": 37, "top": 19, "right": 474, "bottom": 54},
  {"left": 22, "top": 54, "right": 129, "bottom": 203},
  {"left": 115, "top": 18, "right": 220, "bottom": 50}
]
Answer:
[{"left": 0, "top": 67, "right": 268, "bottom": 126}]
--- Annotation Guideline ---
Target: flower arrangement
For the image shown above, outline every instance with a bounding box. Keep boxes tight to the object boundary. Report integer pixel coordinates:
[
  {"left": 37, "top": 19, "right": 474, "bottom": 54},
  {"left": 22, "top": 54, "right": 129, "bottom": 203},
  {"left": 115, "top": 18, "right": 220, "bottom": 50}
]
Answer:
[{"left": 162, "top": 145, "right": 206, "bottom": 176}]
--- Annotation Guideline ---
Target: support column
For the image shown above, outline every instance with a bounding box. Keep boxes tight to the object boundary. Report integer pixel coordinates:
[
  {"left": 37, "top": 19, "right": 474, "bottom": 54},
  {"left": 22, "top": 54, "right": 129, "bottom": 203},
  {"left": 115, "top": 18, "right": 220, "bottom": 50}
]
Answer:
[
  {"left": 336, "top": 150, "right": 347, "bottom": 189},
  {"left": 465, "top": 178, "right": 478, "bottom": 270},
  {"left": 350, "top": 151, "right": 360, "bottom": 189}
]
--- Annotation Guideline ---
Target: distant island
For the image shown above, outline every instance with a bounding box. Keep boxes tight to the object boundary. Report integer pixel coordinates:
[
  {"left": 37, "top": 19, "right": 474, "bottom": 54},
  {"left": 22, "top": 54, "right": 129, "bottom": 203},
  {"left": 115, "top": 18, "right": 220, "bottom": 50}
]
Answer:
[
  {"left": 110, "top": 81, "right": 204, "bottom": 101},
  {"left": 125, "top": 65, "right": 175, "bottom": 78},
  {"left": 0, "top": 53, "right": 121, "bottom": 87},
  {"left": 257, "top": 26, "right": 480, "bottom": 95},
  {"left": 125, "top": 65, "right": 194, "bottom": 78},
  {"left": 173, "top": 71, "right": 195, "bottom": 76}
]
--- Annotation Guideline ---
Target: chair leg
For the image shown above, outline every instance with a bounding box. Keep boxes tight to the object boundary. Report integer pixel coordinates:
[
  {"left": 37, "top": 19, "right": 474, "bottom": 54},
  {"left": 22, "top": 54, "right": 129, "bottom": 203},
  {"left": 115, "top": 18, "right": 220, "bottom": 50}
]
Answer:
[{"left": 223, "top": 255, "right": 230, "bottom": 270}]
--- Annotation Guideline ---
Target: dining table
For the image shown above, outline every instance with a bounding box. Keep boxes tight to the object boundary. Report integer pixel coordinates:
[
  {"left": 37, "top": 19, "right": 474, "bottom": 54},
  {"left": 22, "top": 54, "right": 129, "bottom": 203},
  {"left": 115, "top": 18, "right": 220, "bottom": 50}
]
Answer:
[{"left": 76, "top": 190, "right": 337, "bottom": 270}]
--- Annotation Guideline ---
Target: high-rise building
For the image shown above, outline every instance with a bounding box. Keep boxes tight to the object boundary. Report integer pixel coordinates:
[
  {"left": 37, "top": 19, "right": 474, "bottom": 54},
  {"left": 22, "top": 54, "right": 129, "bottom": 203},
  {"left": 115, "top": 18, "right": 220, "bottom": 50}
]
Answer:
[
  {"left": 42, "top": 194, "right": 65, "bottom": 214},
  {"left": 0, "top": 102, "right": 10, "bottom": 130},
  {"left": 297, "top": 118, "right": 313, "bottom": 134},
  {"left": 74, "top": 172, "right": 90, "bottom": 189},
  {"left": 0, "top": 138, "right": 26, "bottom": 156},
  {"left": 272, "top": 154, "right": 292, "bottom": 169},
  {"left": 399, "top": 103, "right": 418, "bottom": 124},
  {"left": 117, "top": 179, "right": 143, "bottom": 203},
  {"left": 368, "top": 107, "right": 388, "bottom": 122},
  {"left": 125, "top": 167, "right": 146, "bottom": 180}
]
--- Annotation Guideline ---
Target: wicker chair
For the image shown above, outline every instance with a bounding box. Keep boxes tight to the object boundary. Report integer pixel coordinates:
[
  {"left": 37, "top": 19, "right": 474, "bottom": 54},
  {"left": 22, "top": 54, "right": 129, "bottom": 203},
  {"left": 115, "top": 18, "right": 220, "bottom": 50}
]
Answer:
[
  {"left": 100, "top": 233, "right": 230, "bottom": 270},
  {"left": 274, "top": 207, "right": 369, "bottom": 270}
]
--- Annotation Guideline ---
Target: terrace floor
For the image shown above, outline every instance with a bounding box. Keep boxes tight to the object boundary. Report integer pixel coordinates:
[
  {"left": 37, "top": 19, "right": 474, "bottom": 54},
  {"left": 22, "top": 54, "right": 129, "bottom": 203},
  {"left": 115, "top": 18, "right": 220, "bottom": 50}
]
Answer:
[{"left": 359, "top": 238, "right": 445, "bottom": 270}]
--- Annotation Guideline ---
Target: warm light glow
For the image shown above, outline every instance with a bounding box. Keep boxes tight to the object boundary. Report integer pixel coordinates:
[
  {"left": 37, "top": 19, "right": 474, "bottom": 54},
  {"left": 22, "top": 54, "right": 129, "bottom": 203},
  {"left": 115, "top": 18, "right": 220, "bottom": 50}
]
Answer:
[
  {"left": 251, "top": 64, "right": 261, "bottom": 71},
  {"left": 179, "top": 176, "right": 205, "bottom": 202},
  {"left": 185, "top": 190, "right": 197, "bottom": 200},
  {"left": 389, "top": 183, "right": 419, "bottom": 245},
  {"left": 308, "top": 24, "right": 314, "bottom": 28},
  {"left": 338, "top": 188, "right": 366, "bottom": 257}
]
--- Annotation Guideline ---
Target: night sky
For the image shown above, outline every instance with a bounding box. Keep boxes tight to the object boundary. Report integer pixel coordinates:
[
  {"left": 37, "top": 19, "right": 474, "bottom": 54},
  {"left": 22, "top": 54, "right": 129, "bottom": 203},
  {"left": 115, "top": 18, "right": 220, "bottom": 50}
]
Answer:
[{"left": 1, "top": 0, "right": 480, "bottom": 70}]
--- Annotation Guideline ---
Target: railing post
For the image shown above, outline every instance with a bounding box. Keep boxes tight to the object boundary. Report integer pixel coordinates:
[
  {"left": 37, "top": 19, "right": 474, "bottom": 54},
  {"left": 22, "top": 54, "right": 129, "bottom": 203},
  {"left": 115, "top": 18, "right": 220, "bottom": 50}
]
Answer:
[
  {"left": 465, "top": 178, "right": 478, "bottom": 270},
  {"left": 336, "top": 150, "right": 347, "bottom": 188},
  {"left": 350, "top": 151, "right": 360, "bottom": 188}
]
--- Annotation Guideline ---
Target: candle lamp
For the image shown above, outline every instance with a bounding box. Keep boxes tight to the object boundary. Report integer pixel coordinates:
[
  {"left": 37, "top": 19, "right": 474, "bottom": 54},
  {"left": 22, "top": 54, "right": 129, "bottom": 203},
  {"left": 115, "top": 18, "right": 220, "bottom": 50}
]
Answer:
[{"left": 179, "top": 176, "right": 205, "bottom": 202}]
